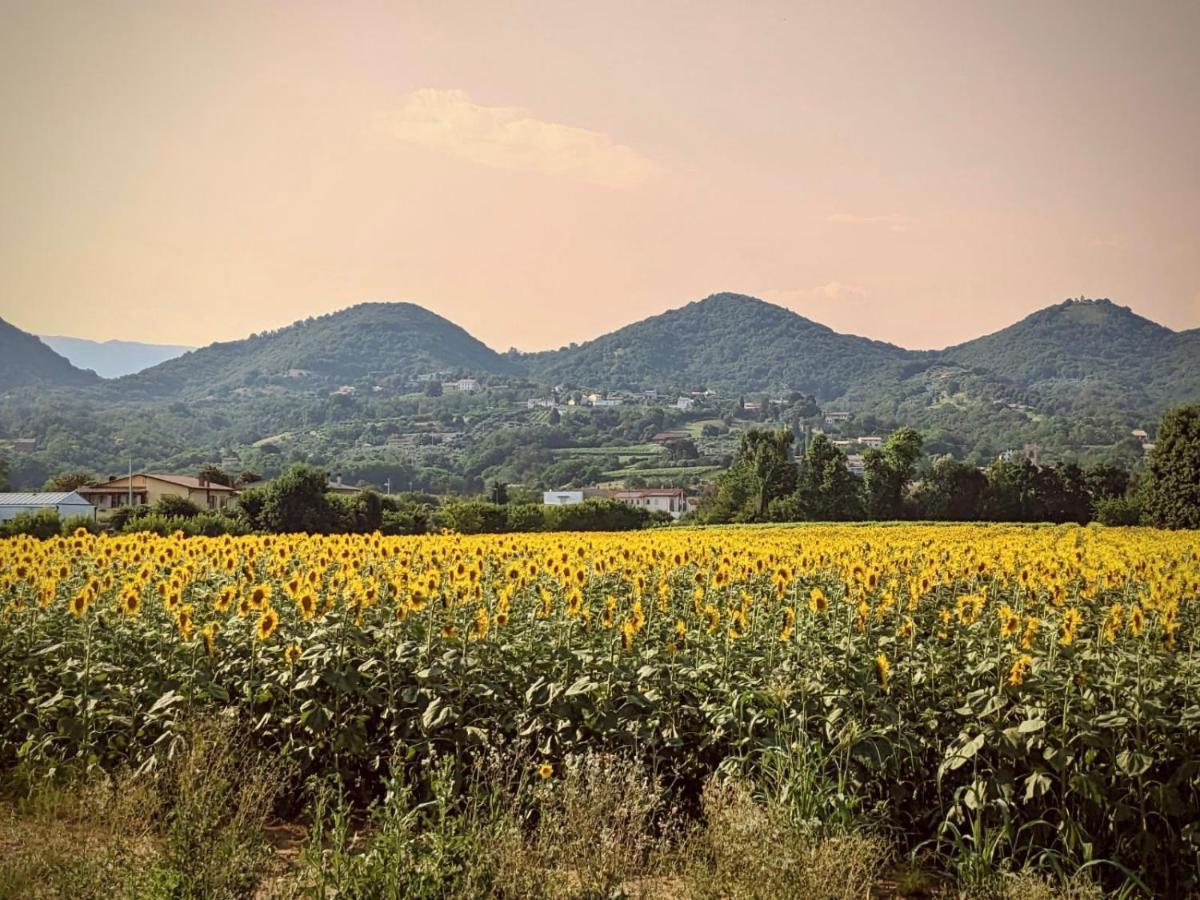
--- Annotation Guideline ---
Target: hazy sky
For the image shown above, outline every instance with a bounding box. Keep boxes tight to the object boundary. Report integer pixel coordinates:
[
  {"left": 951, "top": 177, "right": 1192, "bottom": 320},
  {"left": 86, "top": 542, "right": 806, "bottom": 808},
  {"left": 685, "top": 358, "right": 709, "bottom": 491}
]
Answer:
[{"left": 2, "top": 0, "right": 1198, "bottom": 352}]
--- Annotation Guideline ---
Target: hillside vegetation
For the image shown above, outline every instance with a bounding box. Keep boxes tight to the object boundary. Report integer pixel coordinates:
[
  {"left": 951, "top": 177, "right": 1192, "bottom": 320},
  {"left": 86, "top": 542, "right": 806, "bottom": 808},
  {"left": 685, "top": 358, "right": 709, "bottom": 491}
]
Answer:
[{"left": 0, "top": 317, "right": 99, "bottom": 390}]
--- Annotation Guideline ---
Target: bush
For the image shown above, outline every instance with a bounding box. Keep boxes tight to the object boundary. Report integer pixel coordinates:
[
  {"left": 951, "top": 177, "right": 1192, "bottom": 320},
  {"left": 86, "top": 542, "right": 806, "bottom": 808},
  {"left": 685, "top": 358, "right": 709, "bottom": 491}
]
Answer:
[
  {"left": 1093, "top": 497, "right": 1142, "bottom": 526},
  {"left": 506, "top": 503, "right": 547, "bottom": 533},
  {"left": 154, "top": 495, "right": 203, "bottom": 519},
  {"left": 59, "top": 515, "right": 102, "bottom": 535},
  {"left": 441, "top": 500, "right": 510, "bottom": 534},
  {"left": 544, "top": 499, "right": 649, "bottom": 532},
  {"left": 1, "top": 509, "right": 62, "bottom": 539}
]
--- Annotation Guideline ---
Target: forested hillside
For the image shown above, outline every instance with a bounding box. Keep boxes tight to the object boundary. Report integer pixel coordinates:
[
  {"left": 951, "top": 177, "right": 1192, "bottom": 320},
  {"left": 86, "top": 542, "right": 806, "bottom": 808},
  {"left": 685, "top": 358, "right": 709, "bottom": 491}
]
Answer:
[
  {"left": 0, "top": 317, "right": 100, "bottom": 390},
  {"left": 523, "top": 293, "right": 915, "bottom": 397},
  {"left": 114, "top": 303, "right": 521, "bottom": 398}
]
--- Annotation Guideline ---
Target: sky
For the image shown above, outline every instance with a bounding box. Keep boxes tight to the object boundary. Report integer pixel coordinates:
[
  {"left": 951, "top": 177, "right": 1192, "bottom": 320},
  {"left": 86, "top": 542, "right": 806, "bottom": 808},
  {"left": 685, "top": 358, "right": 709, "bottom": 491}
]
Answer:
[{"left": 1, "top": 0, "right": 1198, "bottom": 353}]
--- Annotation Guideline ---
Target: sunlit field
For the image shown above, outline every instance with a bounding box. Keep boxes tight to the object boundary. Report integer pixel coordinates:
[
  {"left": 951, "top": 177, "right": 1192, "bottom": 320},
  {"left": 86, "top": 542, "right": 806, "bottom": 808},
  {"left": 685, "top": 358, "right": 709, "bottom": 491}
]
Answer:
[{"left": 1, "top": 524, "right": 1197, "bottom": 896}]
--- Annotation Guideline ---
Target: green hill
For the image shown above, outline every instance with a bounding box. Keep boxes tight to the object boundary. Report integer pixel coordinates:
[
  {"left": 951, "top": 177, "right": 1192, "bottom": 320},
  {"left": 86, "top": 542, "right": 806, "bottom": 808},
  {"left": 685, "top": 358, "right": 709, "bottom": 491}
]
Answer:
[
  {"left": 0, "top": 317, "right": 101, "bottom": 391},
  {"left": 116, "top": 303, "right": 521, "bottom": 398},
  {"left": 939, "top": 298, "right": 1200, "bottom": 417},
  {"left": 523, "top": 293, "right": 915, "bottom": 398}
]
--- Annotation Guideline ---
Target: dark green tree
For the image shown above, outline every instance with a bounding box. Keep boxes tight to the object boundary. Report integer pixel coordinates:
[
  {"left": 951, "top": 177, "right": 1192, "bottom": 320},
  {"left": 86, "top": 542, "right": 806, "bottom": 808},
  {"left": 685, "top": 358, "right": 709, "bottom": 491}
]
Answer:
[
  {"left": 255, "top": 464, "right": 334, "bottom": 533},
  {"left": 43, "top": 471, "right": 98, "bottom": 492},
  {"left": 197, "top": 463, "right": 233, "bottom": 487},
  {"left": 917, "top": 457, "right": 986, "bottom": 520},
  {"left": 489, "top": 480, "right": 510, "bottom": 505},
  {"left": 1141, "top": 404, "right": 1200, "bottom": 529},
  {"left": 791, "top": 433, "right": 863, "bottom": 521},
  {"left": 863, "top": 428, "right": 924, "bottom": 519},
  {"left": 703, "top": 429, "right": 797, "bottom": 522},
  {"left": 0, "top": 455, "right": 9, "bottom": 492}
]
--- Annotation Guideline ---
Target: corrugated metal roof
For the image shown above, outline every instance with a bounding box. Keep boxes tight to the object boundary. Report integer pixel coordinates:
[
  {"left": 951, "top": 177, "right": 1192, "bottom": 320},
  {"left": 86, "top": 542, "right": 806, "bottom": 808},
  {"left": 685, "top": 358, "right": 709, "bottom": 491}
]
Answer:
[{"left": 0, "top": 492, "right": 92, "bottom": 506}]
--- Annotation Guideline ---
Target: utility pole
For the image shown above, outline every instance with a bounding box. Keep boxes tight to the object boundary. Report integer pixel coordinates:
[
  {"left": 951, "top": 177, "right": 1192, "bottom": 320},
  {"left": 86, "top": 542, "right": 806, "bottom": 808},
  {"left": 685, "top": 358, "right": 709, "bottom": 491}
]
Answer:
[{"left": 385, "top": 477, "right": 391, "bottom": 496}]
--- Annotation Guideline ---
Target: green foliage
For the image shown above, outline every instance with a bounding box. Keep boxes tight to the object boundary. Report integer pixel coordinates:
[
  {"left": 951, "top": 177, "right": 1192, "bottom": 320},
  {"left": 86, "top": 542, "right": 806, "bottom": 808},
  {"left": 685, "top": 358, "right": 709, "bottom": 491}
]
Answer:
[
  {"left": 1141, "top": 404, "right": 1200, "bottom": 529},
  {"left": 0, "top": 316, "right": 99, "bottom": 389},
  {"left": 252, "top": 464, "right": 334, "bottom": 534},
  {"left": 917, "top": 457, "right": 987, "bottom": 521},
  {"left": 526, "top": 293, "right": 910, "bottom": 397},
  {"left": 863, "top": 427, "right": 923, "bottom": 519},
  {"left": 154, "top": 494, "right": 202, "bottom": 519},
  {"left": 792, "top": 433, "right": 864, "bottom": 521},
  {"left": 119, "top": 302, "right": 519, "bottom": 398},
  {"left": 0, "top": 509, "right": 62, "bottom": 539},
  {"left": 1092, "top": 497, "right": 1143, "bottom": 526},
  {"left": 702, "top": 428, "right": 796, "bottom": 522},
  {"left": 42, "top": 471, "right": 98, "bottom": 492}
]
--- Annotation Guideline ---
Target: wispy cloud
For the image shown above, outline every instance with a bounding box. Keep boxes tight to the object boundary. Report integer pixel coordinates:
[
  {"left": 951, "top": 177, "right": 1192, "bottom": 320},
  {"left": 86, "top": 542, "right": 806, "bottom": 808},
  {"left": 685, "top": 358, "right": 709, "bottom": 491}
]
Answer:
[
  {"left": 761, "top": 281, "right": 869, "bottom": 307},
  {"left": 376, "top": 89, "right": 658, "bottom": 188},
  {"left": 826, "top": 213, "right": 916, "bottom": 233}
]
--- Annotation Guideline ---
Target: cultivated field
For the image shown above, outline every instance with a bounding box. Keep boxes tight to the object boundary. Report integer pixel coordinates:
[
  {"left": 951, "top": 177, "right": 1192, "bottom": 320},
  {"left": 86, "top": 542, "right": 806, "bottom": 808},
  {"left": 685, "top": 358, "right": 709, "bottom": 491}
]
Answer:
[{"left": 0, "top": 524, "right": 1197, "bottom": 896}]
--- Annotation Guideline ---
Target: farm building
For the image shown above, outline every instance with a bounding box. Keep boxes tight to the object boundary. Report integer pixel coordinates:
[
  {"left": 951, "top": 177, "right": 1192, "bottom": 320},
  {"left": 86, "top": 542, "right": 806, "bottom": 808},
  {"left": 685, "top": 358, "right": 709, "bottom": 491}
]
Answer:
[{"left": 0, "top": 491, "right": 96, "bottom": 523}]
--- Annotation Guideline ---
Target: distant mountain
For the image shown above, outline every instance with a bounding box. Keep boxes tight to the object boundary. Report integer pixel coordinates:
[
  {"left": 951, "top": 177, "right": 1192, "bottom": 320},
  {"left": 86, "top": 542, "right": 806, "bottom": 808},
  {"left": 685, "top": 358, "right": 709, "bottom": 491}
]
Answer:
[
  {"left": 524, "top": 293, "right": 917, "bottom": 398},
  {"left": 939, "top": 298, "right": 1200, "bottom": 417},
  {"left": 117, "top": 302, "right": 521, "bottom": 398},
  {"left": 0, "top": 317, "right": 100, "bottom": 390},
  {"left": 41, "top": 336, "right": 194, "bottom": 378}
]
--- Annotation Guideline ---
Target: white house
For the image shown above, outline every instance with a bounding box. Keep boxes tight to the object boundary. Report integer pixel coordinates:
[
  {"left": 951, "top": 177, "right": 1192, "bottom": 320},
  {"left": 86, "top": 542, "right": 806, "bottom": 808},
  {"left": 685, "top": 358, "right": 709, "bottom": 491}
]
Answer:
[
  {"left": 543, "top": 490, "right": 585, "bottom": 506},
  {"left": 611, "top": 488, "right": 688, "bottom": 519},
  {"left": 587, "top": 393, "right": 622, "bottom": 407},
  {"left": 0, "top": 492, "right": 96, "bottom": 523},
  {"left": 675, "top": 396, "right": 695, "bottom": 410},
  {"left": 444, "top": 378, "right": 479, "bottom": 393},
  {"left": 824, "top": 411, "right": 853, "bottom": 425},
  {"left": 858, "top": 435, "right": 883, "bottom": 449}
]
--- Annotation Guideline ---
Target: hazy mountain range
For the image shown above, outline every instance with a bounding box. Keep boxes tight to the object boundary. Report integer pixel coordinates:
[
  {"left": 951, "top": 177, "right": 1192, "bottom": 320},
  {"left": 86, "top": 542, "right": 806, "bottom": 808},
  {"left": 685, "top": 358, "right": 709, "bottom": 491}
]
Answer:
[
  {"left": 39, "top": 336, "right": 195, "bottom": 378},
  {"left": 2, "top": 294, "right": 1197, "bottom": 421}
]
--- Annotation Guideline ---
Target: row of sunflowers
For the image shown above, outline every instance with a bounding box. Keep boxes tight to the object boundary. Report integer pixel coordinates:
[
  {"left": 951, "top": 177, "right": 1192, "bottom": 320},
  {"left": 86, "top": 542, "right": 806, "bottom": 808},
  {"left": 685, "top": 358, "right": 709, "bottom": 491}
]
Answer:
[{"left": 1, "top": 523, "right": 1198, "bottom": 888}]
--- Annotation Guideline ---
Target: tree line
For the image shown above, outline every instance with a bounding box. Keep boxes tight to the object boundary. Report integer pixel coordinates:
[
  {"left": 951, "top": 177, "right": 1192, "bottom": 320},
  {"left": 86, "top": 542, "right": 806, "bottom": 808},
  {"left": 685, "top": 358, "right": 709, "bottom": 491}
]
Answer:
[{"left": 697, "top": 404, "right": 1200, "bottom": 529}]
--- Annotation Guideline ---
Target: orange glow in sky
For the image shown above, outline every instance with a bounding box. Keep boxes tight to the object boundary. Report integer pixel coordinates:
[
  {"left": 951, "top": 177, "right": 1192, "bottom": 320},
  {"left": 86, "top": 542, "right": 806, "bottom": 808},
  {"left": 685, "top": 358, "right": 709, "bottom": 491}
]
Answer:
[{"left": 1, "top": 0, "right": 1197, "bottom": 351}]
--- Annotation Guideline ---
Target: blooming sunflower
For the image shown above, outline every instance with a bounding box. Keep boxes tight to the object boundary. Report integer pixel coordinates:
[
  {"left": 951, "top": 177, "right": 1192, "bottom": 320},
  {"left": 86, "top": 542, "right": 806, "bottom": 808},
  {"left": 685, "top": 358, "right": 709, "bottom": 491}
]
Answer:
[{"left": 256, "top": 606, "right": 279, "bottom": 642}]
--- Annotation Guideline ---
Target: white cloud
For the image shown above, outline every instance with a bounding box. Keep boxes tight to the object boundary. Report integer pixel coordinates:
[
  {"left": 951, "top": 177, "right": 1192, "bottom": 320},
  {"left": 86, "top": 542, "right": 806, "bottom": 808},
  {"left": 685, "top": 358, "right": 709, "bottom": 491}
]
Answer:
[
  {"left": 826, "top": 213, "right": 916, "bottom": 233},
  {"left": 759, "top": 282, "right": 870, "bottom": 309},
  {"left": 376, "top": 89, "right": 658, "bottom": 188}
]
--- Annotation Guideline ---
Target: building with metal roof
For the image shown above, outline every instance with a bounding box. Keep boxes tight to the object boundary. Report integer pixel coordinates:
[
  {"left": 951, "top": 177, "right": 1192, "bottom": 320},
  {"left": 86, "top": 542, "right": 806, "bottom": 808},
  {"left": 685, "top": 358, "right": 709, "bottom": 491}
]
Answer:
[{"left": 0, "top": 491, "right": 96, "bottom": 523}]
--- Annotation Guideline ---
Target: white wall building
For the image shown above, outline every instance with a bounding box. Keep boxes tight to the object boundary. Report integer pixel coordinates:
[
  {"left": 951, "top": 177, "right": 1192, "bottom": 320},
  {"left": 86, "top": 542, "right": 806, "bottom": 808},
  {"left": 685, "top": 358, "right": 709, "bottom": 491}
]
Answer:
[
  {"left": 542, "top": 490, "right": 585, "bottom": 506},
  {"left": 0, "top": 492, "right": 96, "bottom": 523}
]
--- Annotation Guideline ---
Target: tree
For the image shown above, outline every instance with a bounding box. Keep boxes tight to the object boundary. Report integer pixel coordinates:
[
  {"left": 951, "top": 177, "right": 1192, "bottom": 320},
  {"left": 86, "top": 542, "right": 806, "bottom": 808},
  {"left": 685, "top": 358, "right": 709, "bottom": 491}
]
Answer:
[
  {"left": 0, "top": 455, "right": 9, "bottom": 492},
  {"left": 1141, "top": 404, "right": 1200, "bottom": 529},
  {"left": 197, "top": 464, "right": 233, "bottom": 487},
  {"left": 237, "top": 470, "right": 262, "bottom": 487},
  {"left": 665, "top": 438, "right": 700, "bottom": 461},
  {"left": 489, "top": 480, "right": 510, "bottom": 505},
  {"left": 424, "top": 380, "right": 443, "bottom": 397},
  {"left": 703, "top": 429, "right": 797, "bottom": 522},
  {"left": 1084, "top": 462, "right": 1130, "bottom": 503},
  {"left": 863, "top": 428, "right": 924, "bottom": 519},
  {"left": 547, "top": 407, "right": 561, "bottom": 426},
  {"left": 154, "top": 495, "right": 202, "bottom": 519},
  {"left": 917, "top": 457, "right": 985, "bottom": 520},
  {"left": 789, "top": 433, "right": 863, "bottom": 521},
  {"left": 252, "top": 464, "right": 334, "bottom": 533},
  {"left": 43, "top": 471, "right": 99, "bottom": 492}
]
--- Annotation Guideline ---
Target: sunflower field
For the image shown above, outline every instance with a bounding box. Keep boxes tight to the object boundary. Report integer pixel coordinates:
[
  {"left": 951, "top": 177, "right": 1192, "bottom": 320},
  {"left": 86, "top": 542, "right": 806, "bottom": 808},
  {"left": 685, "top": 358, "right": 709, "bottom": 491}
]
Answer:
[{"left": 1, "top": 524, "right": 1198, "bottom": 891}]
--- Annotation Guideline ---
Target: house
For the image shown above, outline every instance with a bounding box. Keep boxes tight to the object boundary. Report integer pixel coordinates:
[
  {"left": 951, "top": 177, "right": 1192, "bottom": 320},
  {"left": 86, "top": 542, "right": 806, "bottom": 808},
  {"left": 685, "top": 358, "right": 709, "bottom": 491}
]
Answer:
[
  {"left": 587, "top": 393, "right": 622, "bottom": 407},
  {"left": 858, "top": 436, "right": 883, "bottom": 449},
  {"left": 610, "top": 488, "right": 688, "bottom": 519},
  {"left": 650, "top": 431, "right": 691, "bottom": 444},
  {"left": 1131, "top": 429, "right": 1149, "bottom": 442},
  {"left": 675, "top": 396, "right": 695, "bottom": 410},
  {"left": 742, "top": 401, "right": 762, "bottom": 412},
  {"left": 332, "top": 385, "right": 356, "bottom": 396},
  {"left": 443, "top": 378, "right": 479, "bottom": 393},
  {"left": 823, "top": 411, "right": 853, "bottom": 425},
  {"left": 542, "top": 490, "right": 585, "bottom": 506},
  {"left": 832, "top": 439, "right": 854, "bottom": 448},
  {"left": 845, "top": 454, "right": 866, "bottom": 477},
  {"left": 0, "top": 492, "right": 95, "bottom": 523},
  {"left": 78, "top": 473, "right": 239, "bottom": 511},
  {"left": 526, "top": 398, "right": 556, "bottom": 409}
]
